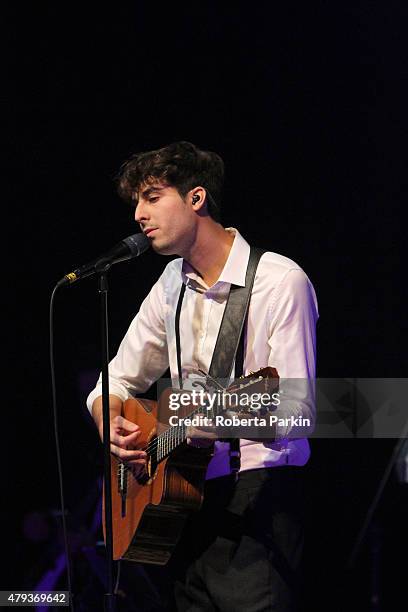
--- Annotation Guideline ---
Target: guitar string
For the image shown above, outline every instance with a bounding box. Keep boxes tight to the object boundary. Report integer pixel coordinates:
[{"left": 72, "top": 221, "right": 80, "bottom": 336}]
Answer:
[
  {"left": 139, "top": 394, "right": 215, "bottom": 456},
  {"left": 117, "top": 376, "right": 279, "bottom": 485},
  {"left": 119, "top": 403, "right": 216, "bottom": 464},
  {"left": 119, "top": 405, "right": 211, "bottom": 471},
  {"left": 143, "top": 393, "right": 228, "bottom": 456},
  {"left": 119, "top": 375, "right": 274, "bottom": 462}
]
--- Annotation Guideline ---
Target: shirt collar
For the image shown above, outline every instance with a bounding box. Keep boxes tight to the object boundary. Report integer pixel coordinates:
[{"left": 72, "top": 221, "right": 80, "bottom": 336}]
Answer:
[{"left": 181, "top": 228, "right": 250, "bottom": 289}]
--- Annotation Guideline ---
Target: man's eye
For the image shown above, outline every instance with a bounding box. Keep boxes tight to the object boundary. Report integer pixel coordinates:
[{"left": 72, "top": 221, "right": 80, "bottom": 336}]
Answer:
[{"left": 149, "top": 197, "right": 159, "bottom": 203}]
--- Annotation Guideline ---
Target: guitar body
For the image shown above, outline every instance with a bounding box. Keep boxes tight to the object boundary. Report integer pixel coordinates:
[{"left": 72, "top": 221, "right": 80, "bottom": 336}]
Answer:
[
  {"left": 104, "top": 397, "right": 213, "bottom": 565},
  {"left": 103, "top": 367, "right": 279, "bottom": 565}
]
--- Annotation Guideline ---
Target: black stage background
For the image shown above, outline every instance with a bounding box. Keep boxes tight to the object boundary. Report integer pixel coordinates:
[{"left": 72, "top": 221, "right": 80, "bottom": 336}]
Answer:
[{"left": 4, "top": 3, "right": 407, "bottom": 611}]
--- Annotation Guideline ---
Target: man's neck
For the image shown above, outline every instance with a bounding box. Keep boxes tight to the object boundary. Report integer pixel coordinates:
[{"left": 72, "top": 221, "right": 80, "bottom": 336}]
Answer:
[{"left": 183, "top": 221, "right": 235, "bottom": 287}]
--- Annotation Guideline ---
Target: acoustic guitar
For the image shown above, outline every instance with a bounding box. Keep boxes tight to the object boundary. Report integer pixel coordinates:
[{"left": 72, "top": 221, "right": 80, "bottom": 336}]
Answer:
[{"left": 103, "top": 367, "right": 279, "bottom": 565}]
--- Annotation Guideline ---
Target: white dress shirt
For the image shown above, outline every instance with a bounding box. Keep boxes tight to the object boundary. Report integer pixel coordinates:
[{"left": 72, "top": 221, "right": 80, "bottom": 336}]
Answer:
[{"left": 87, "top": 229, "right": 319, "bottom": 479}]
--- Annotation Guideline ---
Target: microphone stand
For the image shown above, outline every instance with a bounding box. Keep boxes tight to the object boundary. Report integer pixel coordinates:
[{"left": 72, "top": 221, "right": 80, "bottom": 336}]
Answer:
[
  {"left": 98, "top": 267, "right": 117, "bottom": 612},
  {"left": 348, "top": 418, "right": 408, "bottom": 569}
]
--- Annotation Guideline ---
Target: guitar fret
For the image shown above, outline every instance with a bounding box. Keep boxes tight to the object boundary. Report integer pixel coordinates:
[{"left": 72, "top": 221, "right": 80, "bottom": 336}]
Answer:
[
  {"left": 156, "top": 421, "right": 188, "bottom": 462},
  {"left": 153, "top": 368, "right": 277, "bottom": 463},
  {"left": 170, "top": 423, "right": 175, "bottom": 453}
]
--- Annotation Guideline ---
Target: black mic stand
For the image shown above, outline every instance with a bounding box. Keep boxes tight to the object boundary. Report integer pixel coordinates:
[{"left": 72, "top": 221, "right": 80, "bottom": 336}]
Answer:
[
  {"left": 98, "top": 267, "right": 118, "bottom": 612},
  {"left": 348, "top": 418, "right": 408, "bottom": 569},
  {"left": 347, "top": 418, "right": 408, "bottom": 611}
]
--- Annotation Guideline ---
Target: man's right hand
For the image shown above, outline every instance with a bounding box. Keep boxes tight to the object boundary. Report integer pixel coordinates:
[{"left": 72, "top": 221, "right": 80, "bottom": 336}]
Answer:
[
  {"left": 102, "top": 415, "right": 147, "bottom": 467},
  {"left": 93, "top": 395, "right": 147, "bottom": 477}
]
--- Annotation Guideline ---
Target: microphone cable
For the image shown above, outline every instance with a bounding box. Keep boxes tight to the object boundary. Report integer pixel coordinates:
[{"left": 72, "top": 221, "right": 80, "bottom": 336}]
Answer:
[{"left": 49, "top": 284, "right": 75, "bottom": 612}]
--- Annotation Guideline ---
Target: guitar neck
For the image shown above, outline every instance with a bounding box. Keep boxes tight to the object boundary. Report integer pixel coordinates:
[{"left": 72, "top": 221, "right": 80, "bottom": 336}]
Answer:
[
  {"left": 154, "top": 403, "right": 211, "bottom": 463},
  {"left": 151, "top": 368, "right": 278, "bottom": 464}
]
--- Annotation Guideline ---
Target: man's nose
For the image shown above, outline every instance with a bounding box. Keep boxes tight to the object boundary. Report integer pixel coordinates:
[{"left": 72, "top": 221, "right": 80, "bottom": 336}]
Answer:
[{"left": 134, "top": 200, "right": 148, "bottom": 224}]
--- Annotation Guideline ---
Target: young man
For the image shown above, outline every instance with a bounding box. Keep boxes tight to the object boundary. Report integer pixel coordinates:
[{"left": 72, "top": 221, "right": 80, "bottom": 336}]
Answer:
[{"left": 87, "top": 141, "right": 318, "bottom": 611}]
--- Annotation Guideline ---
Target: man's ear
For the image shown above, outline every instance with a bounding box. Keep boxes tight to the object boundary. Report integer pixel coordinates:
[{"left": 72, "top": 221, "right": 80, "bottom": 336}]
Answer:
[{"left": 190, "top": 187, "right": 207, "bottom": 210}]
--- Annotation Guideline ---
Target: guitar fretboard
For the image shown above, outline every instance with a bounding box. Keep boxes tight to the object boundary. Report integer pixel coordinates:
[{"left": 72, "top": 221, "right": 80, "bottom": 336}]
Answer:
[
  {"left": 153, "top": 403, "right": 210, "bottom": 462},
  {"left": 150, "top": 375, "right": 268, "bottom": 463}
]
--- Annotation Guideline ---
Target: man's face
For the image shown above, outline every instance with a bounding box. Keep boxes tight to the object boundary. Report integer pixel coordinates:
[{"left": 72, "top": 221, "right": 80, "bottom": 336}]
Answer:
[{"left": 134, "top": 182, "right": 197, "bottom": 256}]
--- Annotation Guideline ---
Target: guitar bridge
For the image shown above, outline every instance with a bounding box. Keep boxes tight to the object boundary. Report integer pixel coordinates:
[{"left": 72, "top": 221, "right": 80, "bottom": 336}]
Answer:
[{"left": 118, "top": 462, "right": 128, "bottom": 518}]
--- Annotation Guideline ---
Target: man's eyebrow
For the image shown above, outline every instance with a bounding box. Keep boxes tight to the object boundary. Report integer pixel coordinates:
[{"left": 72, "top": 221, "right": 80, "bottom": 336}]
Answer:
[
  {"left": 140, "top": 185, "right": 165, "bottom": 198},
  {"left": 131, "top": 184, "right": 165, "bottom": 205}
]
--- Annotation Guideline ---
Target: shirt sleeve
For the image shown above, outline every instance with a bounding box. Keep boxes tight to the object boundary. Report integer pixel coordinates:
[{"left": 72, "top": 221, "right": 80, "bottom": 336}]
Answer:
[
  {"left": 267, "top": 267, "right": 319, "bottom": 439},
  {"left": 86, "top": 274, "right": 169, "bottom": 413}
]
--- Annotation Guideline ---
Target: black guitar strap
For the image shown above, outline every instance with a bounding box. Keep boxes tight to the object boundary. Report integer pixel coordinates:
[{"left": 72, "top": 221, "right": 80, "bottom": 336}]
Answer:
[{"left": 175, "top": 246, "right": 266, "bottom": 476}]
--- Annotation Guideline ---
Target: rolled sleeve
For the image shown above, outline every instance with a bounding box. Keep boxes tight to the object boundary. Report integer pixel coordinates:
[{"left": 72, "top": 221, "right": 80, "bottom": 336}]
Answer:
[
  {"left": 86, "top": 275, "right": 169, "bottom": 414},
  {"left": 267, "top": 268, "right": 318, "bottom": 439}
]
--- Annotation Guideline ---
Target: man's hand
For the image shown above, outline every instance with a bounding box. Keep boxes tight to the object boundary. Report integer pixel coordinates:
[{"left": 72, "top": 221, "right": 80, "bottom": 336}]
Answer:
[
  {"left": 93, "top": 395, "right": 147, "bottom": 477},
  {"left": 186, "top": 424, "right": 217, "bottom": 448},
  {"left": 104, "top": 415, "right": 147, "bottom": 467}
]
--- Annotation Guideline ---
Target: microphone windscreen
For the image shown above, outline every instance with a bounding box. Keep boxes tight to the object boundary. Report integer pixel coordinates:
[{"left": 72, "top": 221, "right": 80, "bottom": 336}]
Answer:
[{"left": 122, "top": 233, "right": 151, "bottom": 256}]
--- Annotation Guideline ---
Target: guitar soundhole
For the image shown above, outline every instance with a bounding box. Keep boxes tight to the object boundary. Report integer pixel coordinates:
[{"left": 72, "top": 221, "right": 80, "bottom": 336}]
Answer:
[{"left": 136, "top": 472, "right": 150, "bottom": 485}]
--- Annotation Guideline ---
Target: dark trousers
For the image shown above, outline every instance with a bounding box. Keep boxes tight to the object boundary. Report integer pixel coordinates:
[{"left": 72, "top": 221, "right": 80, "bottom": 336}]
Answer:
[{"left": 167, "top": 466, "right": 306, "bottom": 612}]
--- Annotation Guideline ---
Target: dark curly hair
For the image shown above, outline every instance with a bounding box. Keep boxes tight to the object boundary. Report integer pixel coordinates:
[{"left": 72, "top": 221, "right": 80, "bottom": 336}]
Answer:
[{"left": 117, "top": 141, "right": 224, "bottom": 221}]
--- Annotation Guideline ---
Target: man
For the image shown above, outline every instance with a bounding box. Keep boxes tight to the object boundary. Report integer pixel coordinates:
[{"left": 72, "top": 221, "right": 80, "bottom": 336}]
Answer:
[{"left": 87, "top": 141, "right": 318, "bottom": 611}]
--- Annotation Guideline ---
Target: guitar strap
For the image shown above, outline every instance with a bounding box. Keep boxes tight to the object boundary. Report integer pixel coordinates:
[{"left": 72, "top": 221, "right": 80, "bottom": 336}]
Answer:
[{"left": 175, "top": 246, "right": 267, "bottom": 476}]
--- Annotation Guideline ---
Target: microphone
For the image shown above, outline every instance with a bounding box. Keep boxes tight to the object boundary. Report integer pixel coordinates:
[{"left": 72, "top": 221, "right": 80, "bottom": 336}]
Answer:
[{"left": 58, "top": 233, "right": 150, "bottom": 286}]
